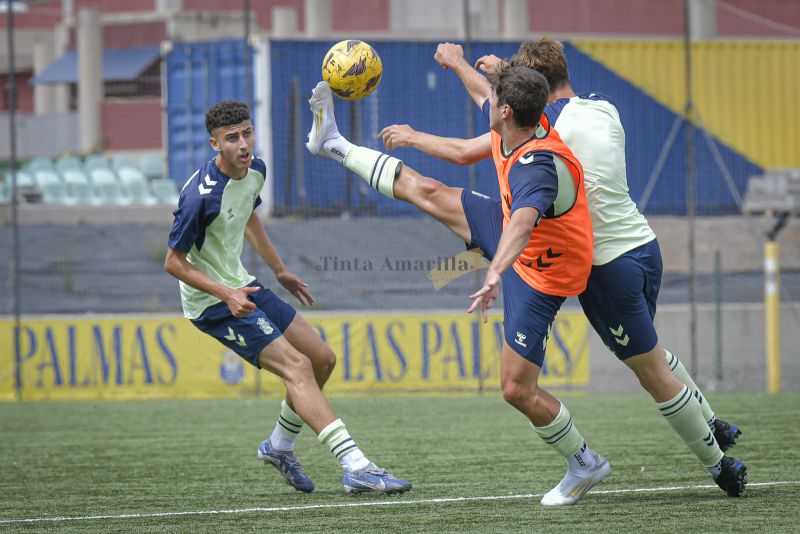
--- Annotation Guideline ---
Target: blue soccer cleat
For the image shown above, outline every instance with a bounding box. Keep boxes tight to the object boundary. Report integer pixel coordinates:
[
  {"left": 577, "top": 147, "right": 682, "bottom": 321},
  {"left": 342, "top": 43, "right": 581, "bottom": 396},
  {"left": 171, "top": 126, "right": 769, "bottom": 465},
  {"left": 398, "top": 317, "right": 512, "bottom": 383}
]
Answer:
[
  {"left": 342, "top": 462, "right": 412, "bottom": 495},
  {"left": 714, "top": 455, "right": 747, "bottom": 497},
  {"left": 257, "top": 439, "right": 315, "bottom": 493},
  {"left": 711, "top": 418, "right": 742, "bottom": 452}
]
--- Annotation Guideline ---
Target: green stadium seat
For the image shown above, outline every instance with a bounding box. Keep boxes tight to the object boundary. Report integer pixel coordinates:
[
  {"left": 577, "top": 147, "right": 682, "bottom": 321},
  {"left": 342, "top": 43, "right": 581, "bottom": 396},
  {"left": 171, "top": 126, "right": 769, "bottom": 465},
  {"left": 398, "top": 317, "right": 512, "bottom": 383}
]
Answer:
[
  {"left": 55, "top": 155, "right": 83, "bottom": 174},
  {"left": 117, "top": 166, "right": 148, "bottom": 185},
  {"left": 23, "top": 157, "right": 55, "bottom": 173},
  {"left": 62, "top": 169, "right": 94, "bottom": 204},
  {"left": 12, "top": 170, "right": 37, "bottom": 193},
  {"left": 140, "top": 152, "right": 165, "bottom": 180},
  {"left": 111, "top": 152, "right": 137, "bottom": 171},
  {"left": 117, "top": 166, "right": 155, "bottom": 204},
  {"left": 150, "top": 179, "right": 180, "bottom": 205},
  {"left": 89, "top": 168, "right": 128, "bottom": 205},
  {"left": 34, "top": 170, "right": 62, "bottom": 187},
  {"left": 41, "top": 181, "right": 73, "bottom": 204},
  {"left": 84, "top": 153, "right": 110, "bottom": 172},
  {"left": 126, "top": 177, "right": 157, "bottom": 205}
]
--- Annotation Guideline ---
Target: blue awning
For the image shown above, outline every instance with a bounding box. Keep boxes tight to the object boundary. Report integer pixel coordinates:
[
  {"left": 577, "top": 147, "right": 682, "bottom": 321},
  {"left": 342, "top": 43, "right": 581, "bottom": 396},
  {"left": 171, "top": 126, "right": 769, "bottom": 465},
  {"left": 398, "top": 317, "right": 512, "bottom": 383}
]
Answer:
[{"left": 31, "top": 45, "right": 161, "bottom": 84}]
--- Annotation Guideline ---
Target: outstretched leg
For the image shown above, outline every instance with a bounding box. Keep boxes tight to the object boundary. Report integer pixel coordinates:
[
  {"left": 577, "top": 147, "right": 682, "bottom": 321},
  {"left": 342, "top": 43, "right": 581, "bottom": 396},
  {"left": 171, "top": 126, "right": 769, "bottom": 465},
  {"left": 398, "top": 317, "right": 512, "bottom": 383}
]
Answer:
[{"left": 307, "top": 81, "right": 471, "bottom": 242}]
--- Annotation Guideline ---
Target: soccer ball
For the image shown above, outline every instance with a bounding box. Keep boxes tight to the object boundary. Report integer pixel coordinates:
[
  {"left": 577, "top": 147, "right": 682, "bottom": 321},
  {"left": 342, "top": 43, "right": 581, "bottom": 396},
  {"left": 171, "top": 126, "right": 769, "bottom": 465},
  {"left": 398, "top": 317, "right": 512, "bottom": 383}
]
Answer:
[{"left": 321, "top": 40, "right": 382, "bottom": 100}]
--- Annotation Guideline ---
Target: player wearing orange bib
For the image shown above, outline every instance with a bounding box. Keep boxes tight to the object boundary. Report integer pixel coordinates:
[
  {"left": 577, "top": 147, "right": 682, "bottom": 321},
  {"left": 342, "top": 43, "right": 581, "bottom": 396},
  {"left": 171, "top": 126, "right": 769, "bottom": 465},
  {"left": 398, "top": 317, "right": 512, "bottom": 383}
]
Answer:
[
  {"left": 307, "top": 62, "right": 611, "bottom": 506},
  {"left": 489, "top": 113, "right": 592, "bottom": 297}
]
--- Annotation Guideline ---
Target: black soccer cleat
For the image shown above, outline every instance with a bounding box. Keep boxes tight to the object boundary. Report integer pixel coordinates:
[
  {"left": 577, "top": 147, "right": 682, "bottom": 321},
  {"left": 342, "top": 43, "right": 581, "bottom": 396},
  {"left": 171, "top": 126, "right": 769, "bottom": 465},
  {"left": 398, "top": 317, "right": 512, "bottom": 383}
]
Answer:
[
  {"left": 711, "top": 418, "right": 742, "bottom": 452},
  {"left": 714, "top": 456, "right": 747, "bottom": 497}
]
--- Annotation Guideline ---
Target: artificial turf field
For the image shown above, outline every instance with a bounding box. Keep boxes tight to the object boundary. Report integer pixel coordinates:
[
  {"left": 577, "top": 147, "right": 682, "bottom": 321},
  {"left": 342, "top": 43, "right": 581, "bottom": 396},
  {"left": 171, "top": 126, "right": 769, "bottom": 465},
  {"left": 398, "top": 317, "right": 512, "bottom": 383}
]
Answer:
[{"left": 1, "top": 393, "right": 798, "bottom": 533}]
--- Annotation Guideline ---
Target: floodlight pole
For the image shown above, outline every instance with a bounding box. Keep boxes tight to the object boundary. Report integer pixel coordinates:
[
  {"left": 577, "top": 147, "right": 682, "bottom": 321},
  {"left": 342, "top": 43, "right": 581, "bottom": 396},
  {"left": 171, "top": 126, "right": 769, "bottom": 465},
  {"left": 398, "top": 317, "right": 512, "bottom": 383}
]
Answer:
[{"left": 6, "top": 0, "right": 22, "bottom": 401}]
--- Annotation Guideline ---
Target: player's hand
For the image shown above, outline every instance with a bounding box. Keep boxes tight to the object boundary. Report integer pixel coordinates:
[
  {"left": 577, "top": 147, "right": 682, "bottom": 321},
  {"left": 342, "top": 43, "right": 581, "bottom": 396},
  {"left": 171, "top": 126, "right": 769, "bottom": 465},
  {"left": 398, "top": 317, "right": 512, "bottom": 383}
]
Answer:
[
  {"left": 467, "top": 268, "right": 501, "bottom": 322},
  {"left": 475, "top": 54, "right": 502, "bottom": 75},
  {"left": 434, "top": 42, "right": 465, "bottom": 70},
  {"left": 226, "top": 286, "right": 259, "bottom": 317},
  {"left": 379, "top": 124, "right": 417, "bottom": 150},
  {"left": 277, "top": 270, "right": 315, "bottom": 306}
]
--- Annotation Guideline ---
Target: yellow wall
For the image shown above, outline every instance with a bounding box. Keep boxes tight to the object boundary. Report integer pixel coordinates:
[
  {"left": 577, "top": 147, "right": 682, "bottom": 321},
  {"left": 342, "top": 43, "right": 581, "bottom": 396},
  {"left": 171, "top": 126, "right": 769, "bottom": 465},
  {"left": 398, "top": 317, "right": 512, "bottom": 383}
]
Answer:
[
  {"left": 574, "top": 40, "right": 800, "bottom": 169},
  {"left": 0, "top": 312, "right": 589, "bottom": 401}
]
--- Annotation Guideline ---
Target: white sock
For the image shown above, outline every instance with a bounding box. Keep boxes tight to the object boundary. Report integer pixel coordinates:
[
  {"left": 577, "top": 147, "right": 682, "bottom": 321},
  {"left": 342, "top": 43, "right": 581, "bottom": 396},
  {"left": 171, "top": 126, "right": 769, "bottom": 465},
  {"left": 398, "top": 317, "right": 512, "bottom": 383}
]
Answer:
[
  {"left": 566, "top": 442, "right": 598, "bottom": 473},
  {"left": 341, "top": 146, "right": 402, "bottom": 199},
  {"left": 341, "top": 449, "right": 370, "bottom": 472},
  {"left": 321, "top": 135, "right": 355, "bottom": 165}
]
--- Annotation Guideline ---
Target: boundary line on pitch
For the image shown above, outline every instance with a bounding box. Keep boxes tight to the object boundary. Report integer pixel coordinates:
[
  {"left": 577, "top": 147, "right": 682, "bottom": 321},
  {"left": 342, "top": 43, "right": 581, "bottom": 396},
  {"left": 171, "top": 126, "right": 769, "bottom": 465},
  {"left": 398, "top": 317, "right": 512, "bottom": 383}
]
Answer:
[{"left": 1, "top": 480, "right": 798, "bottom": 525}]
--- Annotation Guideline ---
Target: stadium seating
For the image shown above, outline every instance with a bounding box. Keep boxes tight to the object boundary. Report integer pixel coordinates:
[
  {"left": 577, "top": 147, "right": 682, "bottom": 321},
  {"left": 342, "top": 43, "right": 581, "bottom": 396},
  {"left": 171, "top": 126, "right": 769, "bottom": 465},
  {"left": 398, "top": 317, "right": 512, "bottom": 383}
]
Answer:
[
  {"left": 89, "top": 168, "right": 129, "bottom": 205},
  {"left": 41, "top": 180, "right": 73, "bottom": 204},
  {"left": 62, "top": 169, "right": 94, "bottom": 204},
  {"left": 84, "top": 154, "right": 110, "bottom": 172},
  {"left": 55, "top": 155, "right": 83, "bottom": 174},
  {"left": 34, "top": 170, "right": 62, "bottom": 188},
  {"left": 140, "top": 152, "right": 166, "bottom": 180},
  {"left": 111, "top": 152, "right": 137, "bottom": 171},
  {"left": 118, "top": 166, "right": 157, "bottom": 205},
  {"left": 24, "top": 157, "right": 56, "bottom": 173},
  {"left": 150, "top": 178, "right": 180, "bottom": 205},
  {"left": 0, "top": 181, "right": 9, "bottom": 204},
  {"left": 13, "top": 170, "right": 38, "bottom": 196},
  {"left": 12, "top": 153, "right": 176, "bottom": 205}
]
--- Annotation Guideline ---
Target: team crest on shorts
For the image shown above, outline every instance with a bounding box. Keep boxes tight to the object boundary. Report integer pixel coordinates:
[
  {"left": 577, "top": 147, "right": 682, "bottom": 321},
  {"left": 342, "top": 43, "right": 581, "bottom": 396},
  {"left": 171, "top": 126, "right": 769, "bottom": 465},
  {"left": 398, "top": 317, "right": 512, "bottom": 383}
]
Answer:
[
  {"left": 515, "top": 331, "right": 527, "bottom": 347},
  {"left": 257, "top": 317, "right": 274, "bottom": 335}
]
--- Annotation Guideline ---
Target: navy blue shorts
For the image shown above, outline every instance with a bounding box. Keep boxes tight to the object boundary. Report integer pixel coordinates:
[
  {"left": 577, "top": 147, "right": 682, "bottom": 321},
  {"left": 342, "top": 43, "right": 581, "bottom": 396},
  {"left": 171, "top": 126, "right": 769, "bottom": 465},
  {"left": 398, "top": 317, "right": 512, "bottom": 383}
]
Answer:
[
  {"left": 462, "top": 189, "right": 565, "bottom": 367},
  {"left": 578, "top": 239, "right": 662, "bottom": 360},
  {"left": 191, "top": 280, "right": 297, "bottom": 367}
]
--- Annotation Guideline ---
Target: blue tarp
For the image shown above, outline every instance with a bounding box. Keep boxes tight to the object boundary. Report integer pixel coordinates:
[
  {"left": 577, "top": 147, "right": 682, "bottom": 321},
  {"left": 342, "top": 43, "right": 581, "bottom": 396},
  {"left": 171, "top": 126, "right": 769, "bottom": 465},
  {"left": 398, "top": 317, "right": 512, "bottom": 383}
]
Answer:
[{"left": 30, "top": 45, "right": 161, "bottom": 84}]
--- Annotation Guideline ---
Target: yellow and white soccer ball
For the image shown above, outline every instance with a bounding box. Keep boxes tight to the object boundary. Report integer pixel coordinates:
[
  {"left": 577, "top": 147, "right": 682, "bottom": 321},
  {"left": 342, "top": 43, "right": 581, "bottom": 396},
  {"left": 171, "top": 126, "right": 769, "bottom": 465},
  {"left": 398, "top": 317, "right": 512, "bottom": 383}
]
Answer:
[{"left": 321, "top": 40, "right": 382, "bottom": 100}]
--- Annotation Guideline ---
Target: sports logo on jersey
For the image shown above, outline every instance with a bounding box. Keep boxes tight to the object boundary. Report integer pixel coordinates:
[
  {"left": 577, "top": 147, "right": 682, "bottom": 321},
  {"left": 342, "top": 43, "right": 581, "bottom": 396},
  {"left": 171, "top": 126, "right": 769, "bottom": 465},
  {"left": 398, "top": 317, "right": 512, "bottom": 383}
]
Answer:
[
  {"left": 198, "top": 174, "right": 217, "bottom": 195},
  {"left": 518, "top": 152, "right": 536, "bottom": 165},
  {"left": 522, "top": 247, "right": 563, "bottom": 271},
  {"left": 257, "top": 317, "right": 274, "bottom": 335},
  {"left": 227, "top": 208, "right": 235, "bottom": 219},
  {"left": 515, "top": 332, "right": 527, "bottom": 347}
]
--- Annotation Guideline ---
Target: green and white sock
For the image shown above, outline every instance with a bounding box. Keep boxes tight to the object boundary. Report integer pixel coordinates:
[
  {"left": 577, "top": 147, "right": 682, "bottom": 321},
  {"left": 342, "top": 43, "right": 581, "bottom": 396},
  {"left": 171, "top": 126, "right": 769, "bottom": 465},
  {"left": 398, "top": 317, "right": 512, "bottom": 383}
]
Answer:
[
  {"left": 318, "top": 418, "right": 370, "bottom": 472},
  {"left": 665, "top": 350, "right": 715, "bottom": 424},
  {"left": 532, "top": 403, "right": 596, "bottom": 471},
  {"left": 657, "top": 385, "right": 724, "bottom": 472},
  {"left": 269, "top": 400, "right": 304, "bottom": 452},
  {"left": 335, "top": 146, "right": 402, "bottom": 199}
]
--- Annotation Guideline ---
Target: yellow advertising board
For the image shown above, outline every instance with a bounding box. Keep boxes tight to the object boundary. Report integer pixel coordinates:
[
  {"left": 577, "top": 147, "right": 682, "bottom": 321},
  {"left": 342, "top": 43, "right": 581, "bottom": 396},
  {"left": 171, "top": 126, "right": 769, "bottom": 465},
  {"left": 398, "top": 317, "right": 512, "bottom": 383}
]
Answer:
[{"left": 0, "top": 312, "right": 588, "bottom": 401}]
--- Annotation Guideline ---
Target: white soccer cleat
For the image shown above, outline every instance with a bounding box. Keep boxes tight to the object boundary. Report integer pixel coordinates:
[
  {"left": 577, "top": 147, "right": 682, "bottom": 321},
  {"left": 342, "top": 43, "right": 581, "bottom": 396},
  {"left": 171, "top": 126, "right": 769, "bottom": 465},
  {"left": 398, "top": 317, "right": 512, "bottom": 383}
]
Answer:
[
  {"left": 540, "top": 454, "right": 612, "bottom": 506},
  {"left": 306, "top": 81, "right": 342, "bottom": 156}
]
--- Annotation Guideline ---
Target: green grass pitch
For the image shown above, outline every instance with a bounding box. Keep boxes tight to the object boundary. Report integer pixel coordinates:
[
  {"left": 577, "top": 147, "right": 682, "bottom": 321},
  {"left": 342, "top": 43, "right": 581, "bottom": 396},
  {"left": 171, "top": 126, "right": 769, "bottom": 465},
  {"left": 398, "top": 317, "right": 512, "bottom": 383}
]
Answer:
[{"left": 1, "top": 393, "right": 799, "bottom": 533}]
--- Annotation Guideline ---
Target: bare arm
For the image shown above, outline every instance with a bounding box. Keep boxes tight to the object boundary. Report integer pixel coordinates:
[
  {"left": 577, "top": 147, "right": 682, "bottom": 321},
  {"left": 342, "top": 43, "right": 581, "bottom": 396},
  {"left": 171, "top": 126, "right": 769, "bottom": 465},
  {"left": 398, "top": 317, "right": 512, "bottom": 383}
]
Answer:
[
  {"left": 434, "top": 43, "right": 492, "bottom": 109},
  {"left": 488, "top": 207, "right": 539, "bottom": 275},
  {"left": 164, "top": 248, "right": 258, "bottom": 317},
  {"left": 379, "top": 126, "right": 492, "bottom": 166},
  {"left": 245, "top": 211, "right": 314, "bottom": 305},
  {"left": 468, "top": 207, "right": 539, "bottom": 322},
  {"left": 245, "top": 211, "right": 286, "bottom": 275}
]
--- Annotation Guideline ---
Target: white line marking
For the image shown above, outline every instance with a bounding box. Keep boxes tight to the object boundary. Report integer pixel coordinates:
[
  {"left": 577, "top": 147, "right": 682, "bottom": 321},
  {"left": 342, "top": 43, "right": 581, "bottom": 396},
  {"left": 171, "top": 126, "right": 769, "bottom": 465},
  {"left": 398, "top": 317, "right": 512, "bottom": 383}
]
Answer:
[{"left": 1, "top": 481, "right": 797, "bottom": 524}]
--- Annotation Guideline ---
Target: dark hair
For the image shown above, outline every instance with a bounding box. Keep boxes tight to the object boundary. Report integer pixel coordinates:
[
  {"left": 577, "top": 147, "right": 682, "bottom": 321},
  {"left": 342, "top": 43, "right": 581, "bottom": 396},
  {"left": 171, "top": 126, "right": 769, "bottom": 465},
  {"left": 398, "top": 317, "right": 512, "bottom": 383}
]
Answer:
[
  {"left": 510, "top": 37, "right": 569, "bottom": 92},
  {"left": 205, "top": 100, "right": 250, "bottom": 135},
  {"left": 490, "top": 65, "right": 550, "bottom": 129}
]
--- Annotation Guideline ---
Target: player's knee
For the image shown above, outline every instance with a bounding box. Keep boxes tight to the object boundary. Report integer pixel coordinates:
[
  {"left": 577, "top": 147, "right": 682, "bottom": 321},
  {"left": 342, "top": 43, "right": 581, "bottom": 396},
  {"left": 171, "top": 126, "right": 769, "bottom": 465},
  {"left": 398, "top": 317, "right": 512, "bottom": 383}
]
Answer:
[
  {"left": 281, "top": 350, "right": 316, "bottom": 383},
  {"left": 501, "top": 380, "right": 533, "bottom": 409},
  {"left": 317, "top": 347, "right": 337, "bottom": 377}
]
